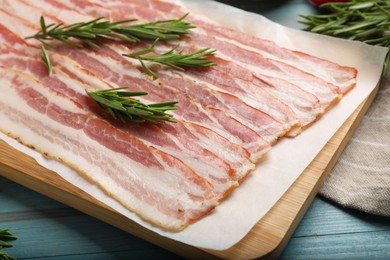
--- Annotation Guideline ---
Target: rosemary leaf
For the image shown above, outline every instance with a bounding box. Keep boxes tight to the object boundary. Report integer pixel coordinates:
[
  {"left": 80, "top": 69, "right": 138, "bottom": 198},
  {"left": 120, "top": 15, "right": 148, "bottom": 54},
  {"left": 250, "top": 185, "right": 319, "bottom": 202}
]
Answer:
[
  {"left": 40, "top": 16, "right": 47, "bottom": 34},
  {"left": 0, "top": 229, "right": 17, "bottom": 241},
  {"left": 0, "top": 240, "right": 12, "bottom": 247},
  {"left": 40, "top": 45, "right": 52, "bottom": 76}
]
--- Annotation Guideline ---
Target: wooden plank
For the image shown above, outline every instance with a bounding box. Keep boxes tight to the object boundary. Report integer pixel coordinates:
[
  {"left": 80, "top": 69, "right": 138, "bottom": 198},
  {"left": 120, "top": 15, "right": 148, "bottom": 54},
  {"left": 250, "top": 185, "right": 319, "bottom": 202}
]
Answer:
[
  {"left": 0, "top": 177, "right": 66, "bottom": 212},
  {"left": 4, "top": 216, "right": 179, "bottom": 259},
  {"left": 0, "top": 84, "right": 378, "bottom": 259},
  {"left": 291, "top": 198, "right": 390, "bottom": 237},
  {"left": 0, "top": 177, "right": 179, "bottom": 259},
  {"left": 280, "top": 197, "right": 390, "bottom": 259},
  {"left": 3, "top": 177, "right": 388, "bottom": 259},
  {"left": 281, "top": 230, "right": 390, "bottom": 259}
]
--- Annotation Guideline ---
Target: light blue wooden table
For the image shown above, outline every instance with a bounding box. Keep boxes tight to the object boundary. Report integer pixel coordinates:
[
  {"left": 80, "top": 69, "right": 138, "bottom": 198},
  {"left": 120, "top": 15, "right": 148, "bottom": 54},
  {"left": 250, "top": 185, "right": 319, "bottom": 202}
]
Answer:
[{"left": 1, "top": 1, "right": 390, "bottom": 259}]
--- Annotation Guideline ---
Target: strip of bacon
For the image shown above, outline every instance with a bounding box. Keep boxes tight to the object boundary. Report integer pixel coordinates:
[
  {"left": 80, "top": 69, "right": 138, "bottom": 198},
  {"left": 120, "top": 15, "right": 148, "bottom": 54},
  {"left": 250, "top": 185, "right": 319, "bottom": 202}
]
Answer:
[
  {"left": 0, "top": 66, "right": 219, "bottom": 231},
  {"left": 5, "top": 0, "right": 94, "bottom": 24},
  {"left": 0, "top": 9, "right": 38, "bottom": 43},
  {"left": 183, "top": 33, "right": 341, "bottom": 109},
  {"left": 159, "top": 69, "right": 286, "bottom": 144},
  {"left": 186, "top": 13, "right": 358, "bottom": 94},
  {"left": 209, "top": 56, "right": 324, "bottom": 129}
]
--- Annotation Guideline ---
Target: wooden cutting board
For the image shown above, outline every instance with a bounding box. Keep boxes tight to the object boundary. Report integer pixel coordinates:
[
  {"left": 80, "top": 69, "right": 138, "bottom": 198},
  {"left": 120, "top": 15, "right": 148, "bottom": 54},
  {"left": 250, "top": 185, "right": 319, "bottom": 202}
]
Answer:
[{"left": 0, "top": 84, "right": 379, "bottom": 259}]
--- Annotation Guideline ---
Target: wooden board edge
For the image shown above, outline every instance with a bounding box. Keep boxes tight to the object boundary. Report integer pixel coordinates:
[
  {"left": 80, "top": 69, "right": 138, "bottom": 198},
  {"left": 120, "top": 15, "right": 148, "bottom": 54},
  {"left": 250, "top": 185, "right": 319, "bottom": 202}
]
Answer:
[{"left": 0, "top": 83, "right": 379, "bottom": 259}]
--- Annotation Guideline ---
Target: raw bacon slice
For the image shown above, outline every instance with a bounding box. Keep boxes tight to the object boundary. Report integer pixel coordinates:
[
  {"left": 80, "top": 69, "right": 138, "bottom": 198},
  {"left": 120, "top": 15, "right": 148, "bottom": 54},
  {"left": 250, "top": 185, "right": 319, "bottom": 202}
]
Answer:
[
  {"left": 1, "top": 0, "right": 94, "bottom": 25},
  {"left": 0, "top": 9, "right": 38, "bottom": 43},
  {"left": 183, "top": 33, "right": 342, "bottom": 109},
  {"left": 1, "top": 0, "right": 62, "bottom": 25},
  {"left": 195, "top": 22, "right": 357, "bottom": 94},
  {"left": 0, "top": 66, "right": 219, "bottom": 231},
  {"left": 157, "top": 69, "right": 287, "bottom": 143},
  {"left": 209, "top": 56, "right": 324, "bottom": 129}
]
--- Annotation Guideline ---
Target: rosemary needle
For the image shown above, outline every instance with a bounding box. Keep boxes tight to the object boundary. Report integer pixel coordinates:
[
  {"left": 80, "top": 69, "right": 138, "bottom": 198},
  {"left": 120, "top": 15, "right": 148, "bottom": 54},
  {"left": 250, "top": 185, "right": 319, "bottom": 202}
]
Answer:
[
  {"left": 86, "top": 87, "right": 178, "bottom": 124},
  {"left": 123, "top": 39, "right": 216, "bottom": 78},
  {"left": 41, "top": 45, "right": 52, "bottom": 76}
]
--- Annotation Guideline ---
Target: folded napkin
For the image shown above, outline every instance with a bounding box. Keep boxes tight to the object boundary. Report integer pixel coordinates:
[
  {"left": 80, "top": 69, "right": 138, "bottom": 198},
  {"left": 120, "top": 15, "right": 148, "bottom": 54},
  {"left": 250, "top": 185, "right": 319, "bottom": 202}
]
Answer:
[{"left": 320, "top": 70, "right": 390, "bottom": 217}]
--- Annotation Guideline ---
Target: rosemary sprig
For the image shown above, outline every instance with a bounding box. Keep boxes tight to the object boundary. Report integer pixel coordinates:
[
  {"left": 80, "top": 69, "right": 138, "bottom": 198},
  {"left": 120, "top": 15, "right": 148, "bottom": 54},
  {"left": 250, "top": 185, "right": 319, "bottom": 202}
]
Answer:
[
  {"left": 86, "top": 87, "right": 177, "bottom": 124},
  {"left": 0, "top": 229, "right": 17, "bottom": 260},
  {"left": 299, "top": 0, "right": 390, "bottom": 72},
  {"left": 123, "top": 40, "right": 216, "bottom": 78},
  {"left": 25, "top": 15, "right": 194, "bottom": 48}
]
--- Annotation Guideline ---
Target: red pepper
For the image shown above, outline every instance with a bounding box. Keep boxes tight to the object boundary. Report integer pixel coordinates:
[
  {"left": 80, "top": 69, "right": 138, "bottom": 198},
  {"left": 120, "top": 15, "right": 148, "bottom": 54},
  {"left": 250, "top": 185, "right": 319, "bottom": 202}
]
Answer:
[{"left": 309, "top": 0, "right": 350, "bottom": 6}]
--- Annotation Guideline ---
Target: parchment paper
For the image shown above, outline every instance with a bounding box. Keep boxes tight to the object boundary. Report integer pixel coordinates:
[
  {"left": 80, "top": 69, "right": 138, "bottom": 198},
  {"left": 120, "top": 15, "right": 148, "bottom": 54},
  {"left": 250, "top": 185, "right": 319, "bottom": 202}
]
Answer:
[{"left": 1, "top": 0, "right": 387, "bottom": 250}]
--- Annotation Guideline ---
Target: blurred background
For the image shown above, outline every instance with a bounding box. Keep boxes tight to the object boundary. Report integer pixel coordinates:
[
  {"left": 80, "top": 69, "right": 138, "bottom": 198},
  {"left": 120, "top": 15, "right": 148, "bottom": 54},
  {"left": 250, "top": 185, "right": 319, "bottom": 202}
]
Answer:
[{"left": 216, "top": 0, "right": 317, "bottom": 29}]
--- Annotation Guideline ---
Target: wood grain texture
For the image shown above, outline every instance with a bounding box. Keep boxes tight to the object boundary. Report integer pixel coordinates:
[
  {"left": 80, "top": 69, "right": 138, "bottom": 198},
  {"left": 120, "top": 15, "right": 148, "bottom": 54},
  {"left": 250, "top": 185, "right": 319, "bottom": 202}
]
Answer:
[
  {"left": 291, "top": 198, "right": 390, "bottom": 237},
  {"left": 0, "top": 83, "right": 379, "bottom": 259},
  {"left": 282, "top": 230, "right": 390, "bottom": 259},
  {"left": 280, "top": 197, "right": 390, "bottom": 259}
]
